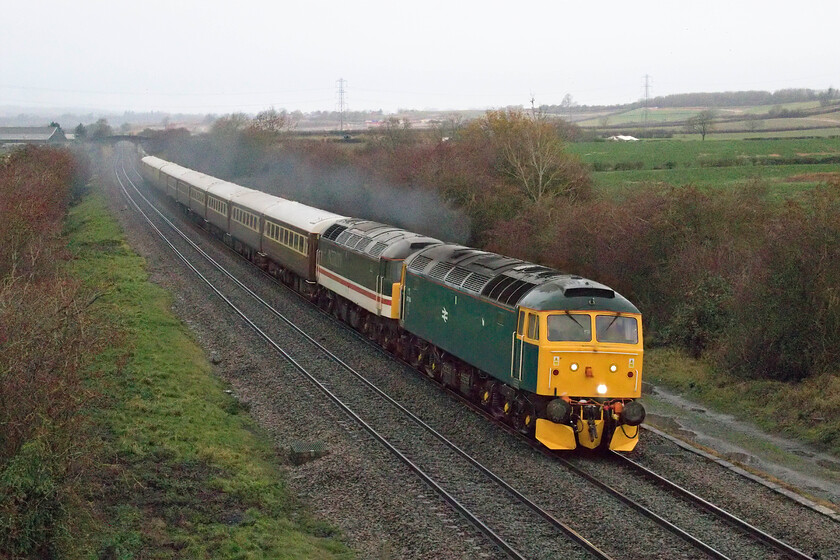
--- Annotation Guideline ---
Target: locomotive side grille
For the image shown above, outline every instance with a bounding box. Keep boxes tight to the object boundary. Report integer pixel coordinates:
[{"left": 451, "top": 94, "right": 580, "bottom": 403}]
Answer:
[
  {"left": 445, "top": 267, "right": 470, "bottom": 286},
  {"left": 429, "top": 262, "right": 454, "bottom": 280},
  {"left": 408, "top": 255, "right": 432, "bottom": 272},
  {"left": 462, "top": 272, "right": 491, "bottom": 293}
]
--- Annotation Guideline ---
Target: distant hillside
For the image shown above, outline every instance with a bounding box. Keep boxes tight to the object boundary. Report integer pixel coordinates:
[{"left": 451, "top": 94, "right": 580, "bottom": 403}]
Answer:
[{"left": 541, "top": 88, "right": 839, "bottom": 114}]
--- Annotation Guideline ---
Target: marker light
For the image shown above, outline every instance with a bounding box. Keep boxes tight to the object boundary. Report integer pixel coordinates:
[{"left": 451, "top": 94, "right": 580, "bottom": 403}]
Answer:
[
  {"left": 610, "top": 364, "right": 618, "bottom": 373},
  {"left": 597, "top": 384, "right": 608, "bottom": 395},
  {"left": 570, "top": 363, "right": 579, "bottom": 372}
]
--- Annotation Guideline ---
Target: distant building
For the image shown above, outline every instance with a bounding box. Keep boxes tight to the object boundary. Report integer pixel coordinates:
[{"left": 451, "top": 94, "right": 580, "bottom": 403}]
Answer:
[{"left": 0, "top": 126, "right": 67, "bottom": 145}]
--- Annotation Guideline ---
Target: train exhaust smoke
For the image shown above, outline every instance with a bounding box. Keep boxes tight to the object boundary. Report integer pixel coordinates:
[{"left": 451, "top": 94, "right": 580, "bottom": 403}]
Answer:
[
  {"left": 250, "top": 154, "right": 470, "bottom": 244},
  {"left": 166, "top": 140, "right": 471, "bottom": 244}
]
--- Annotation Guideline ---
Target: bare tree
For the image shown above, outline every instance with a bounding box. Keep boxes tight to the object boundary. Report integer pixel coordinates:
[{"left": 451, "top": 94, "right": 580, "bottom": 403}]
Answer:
[
  {"left": 250, "top": 107, "right": 296, "bottom": 135},
  {"left": 482, "top": 109, "right": 588, "bottom": 202},
  {"left": 686, "top": 109, "right": 717, "bottom": 141}
]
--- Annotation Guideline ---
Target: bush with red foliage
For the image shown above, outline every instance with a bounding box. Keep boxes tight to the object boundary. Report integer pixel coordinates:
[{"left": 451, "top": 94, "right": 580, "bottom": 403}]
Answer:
[{"left": 0, "top": 145, "right": 99, "bottom": 556}]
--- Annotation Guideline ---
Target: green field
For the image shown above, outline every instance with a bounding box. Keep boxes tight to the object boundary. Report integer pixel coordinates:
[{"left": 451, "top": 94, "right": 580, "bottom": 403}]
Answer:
[
  {"left": 568, "top": 137, "right": 840, "bottom": 193},
  {"left": 575, "top": 100, "right": 838, "bottom": 129}
]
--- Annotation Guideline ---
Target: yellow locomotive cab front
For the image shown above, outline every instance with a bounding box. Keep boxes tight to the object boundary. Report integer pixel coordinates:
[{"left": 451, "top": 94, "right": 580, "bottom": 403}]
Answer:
[{"left": 531, "top": 310, "right": 645, "bottom": 451}]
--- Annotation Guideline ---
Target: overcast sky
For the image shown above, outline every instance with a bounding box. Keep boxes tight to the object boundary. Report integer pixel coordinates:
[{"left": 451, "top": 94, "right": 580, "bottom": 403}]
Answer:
[{"left": 2, "top": 0, "right": 838, "bottom": 115}]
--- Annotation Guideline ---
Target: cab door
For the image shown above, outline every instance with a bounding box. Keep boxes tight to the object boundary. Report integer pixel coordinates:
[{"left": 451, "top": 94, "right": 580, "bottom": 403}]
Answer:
[
  {"left": 512, "top": 310, "right": 529, "bottom": 383},
  {"left": 512, "top": 309, "right": 540, "bottom": 388}
]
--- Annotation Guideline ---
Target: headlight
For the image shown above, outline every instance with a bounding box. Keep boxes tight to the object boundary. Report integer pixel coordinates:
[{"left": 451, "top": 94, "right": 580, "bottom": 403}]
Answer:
[
  {"left": 597, "top": 384, "right": 607, "bottom": 395},
  {"left": 609, "top": 364, "right": 617, "bottom": 372},
  {"left": 570, "top": 363, "right": 579, "bottom": 372}
]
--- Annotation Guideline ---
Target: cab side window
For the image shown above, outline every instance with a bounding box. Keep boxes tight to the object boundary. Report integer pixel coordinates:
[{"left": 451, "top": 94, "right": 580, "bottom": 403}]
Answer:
[
  {"left": 517, "top": 311, "right": 526, "bottom": 335},
  {"left": 527, "top": 313, "right": 539, "bottom": 340}
]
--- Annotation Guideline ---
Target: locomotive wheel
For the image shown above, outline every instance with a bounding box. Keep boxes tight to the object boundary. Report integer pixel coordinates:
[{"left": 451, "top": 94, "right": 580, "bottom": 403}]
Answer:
[
  {"left": 479, "top": 382, "right": 496, "bottom": 410},
  {"left": 381, "top": 328, "right": 397, "bottom": 354},
  {"left": 348, "top": 307, "right": 361, "bottom": 330},
  {"left": 502, "top": 399, "right": 513, "bottom": 416},
  {"left": 514, "top": 401, "right": 536, "bottom": 435},
  {"left": 424, "top": 349, "right": 442, "bottom": 381},
  {"left": 410, "top": 340, "right": 427, "bottom": 368},
  {"left": 360, "top": 314, "right": 374, "bottom": 339}
]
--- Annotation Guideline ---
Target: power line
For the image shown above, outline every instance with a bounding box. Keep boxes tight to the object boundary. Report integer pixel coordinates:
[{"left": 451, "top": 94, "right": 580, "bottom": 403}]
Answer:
[{"left": 336, "top": 78, "right": 347, "bottom": 131}]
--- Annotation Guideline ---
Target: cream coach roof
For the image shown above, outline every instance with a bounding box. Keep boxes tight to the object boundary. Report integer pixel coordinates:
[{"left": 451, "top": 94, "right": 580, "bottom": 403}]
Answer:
[
  {"left": 263, "top": 200, "right": 346, "bottom": 235},
  {"left": 230, "top": 190, "right": 286, "bottom": 215},
  {"left": 206, "top": 181, "right": 254, "bottom": 202},
  {"left": 180, "top": 170, "right": 227, "bottom": 193},
  {"left": 158, "top": 162, "right": 192, "bottom": 179},
  {"left": 141, "top": 155, "right": 169, "bottom": 170}
]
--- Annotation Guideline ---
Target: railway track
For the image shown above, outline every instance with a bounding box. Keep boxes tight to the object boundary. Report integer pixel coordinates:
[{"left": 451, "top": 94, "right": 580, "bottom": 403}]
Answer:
[{"left": 113, "top": 148, "right": 826, "bottom": 559}]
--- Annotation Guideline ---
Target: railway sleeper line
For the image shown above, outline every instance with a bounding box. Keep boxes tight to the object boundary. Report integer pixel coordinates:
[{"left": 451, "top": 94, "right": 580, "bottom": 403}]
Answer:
[
  {"left": 116, "top": 156, "right": 610, "bottom": 559},
  {"left": 118, "top": 154, "right": 817, "bottom": 559}
]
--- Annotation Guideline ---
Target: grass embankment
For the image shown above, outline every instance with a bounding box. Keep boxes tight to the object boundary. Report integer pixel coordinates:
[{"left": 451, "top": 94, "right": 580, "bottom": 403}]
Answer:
[
  {"left": 646, "top": 348, "right": 840, "bottom": 457},
  {"left": 67, "top": 191, "right": 349, "bottom": 558}
]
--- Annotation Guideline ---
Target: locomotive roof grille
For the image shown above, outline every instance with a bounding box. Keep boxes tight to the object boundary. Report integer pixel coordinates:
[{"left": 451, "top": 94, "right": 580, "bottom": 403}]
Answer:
[
  {"left": 322, "top": 224, "right": 347, "bottom": 241},
  {"left": 354, "top": 236, "right": 371, "bottom": 250},
  {"left": 429, "top": 262, "right": 454, "bottom": 280},
  {"left": 408, "top": 255, "right": 433, "bottom": 272},
  {"left": 483, "top": 275, "right": 515, "bottom": 299},
  {"left": 462, "top": 272, "right": 491, "bottom": 293},
  {"left": 445, "top": 267, "right": 470, "bottom": 286},
  {"left": 482, "top": 275, "right": 537, "bottom": 306},
  {"left": 564, "top": 287, "right": 615, "bottom": 299},
  {"left": 368, "top": 242, "right": 388, "bottom": 257},
  {"left": 475, "top": 254, "right": 521, "bottom": 270},
  {"left": 501, "top": 279, "right": 536, "bottom": 305},
  {"left": 344, "top": 233, "right": 361, "bottom": 247}
]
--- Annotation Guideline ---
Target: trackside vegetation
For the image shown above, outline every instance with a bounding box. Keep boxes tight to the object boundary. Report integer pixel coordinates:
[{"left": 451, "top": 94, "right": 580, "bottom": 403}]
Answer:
[{"left": 0, "top": 146, "right": 349, "bottom": 558}]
